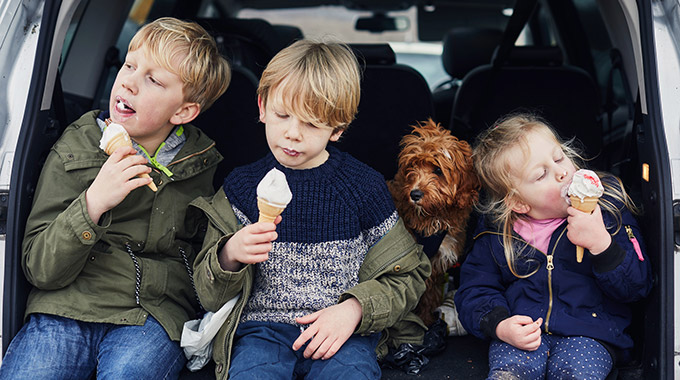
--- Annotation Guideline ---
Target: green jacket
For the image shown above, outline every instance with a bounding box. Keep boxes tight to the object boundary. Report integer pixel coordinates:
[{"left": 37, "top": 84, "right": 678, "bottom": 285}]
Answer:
[
  {"left": 191, "top": 188, "right": 431, "bottom": 379},
  {"left": 22, "top": 110, "right": 222, "bottom": 341}
]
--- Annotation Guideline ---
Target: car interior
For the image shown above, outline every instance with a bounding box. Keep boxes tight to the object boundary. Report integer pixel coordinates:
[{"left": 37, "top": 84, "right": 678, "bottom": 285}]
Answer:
[{"left": 3, "top": 0, "right": 670, "bottom": 378}]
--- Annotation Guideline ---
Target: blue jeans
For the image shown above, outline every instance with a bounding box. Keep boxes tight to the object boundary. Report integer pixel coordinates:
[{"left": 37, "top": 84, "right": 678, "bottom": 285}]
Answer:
[
  {"left": 487, "top": 335, "right": 613, "bottom": 380},
  {"left": 0, "top": 313, "right": 185, "bottom": 380},
  {"left": 229, "top": 321, "right": 381, "bottom": 379}
]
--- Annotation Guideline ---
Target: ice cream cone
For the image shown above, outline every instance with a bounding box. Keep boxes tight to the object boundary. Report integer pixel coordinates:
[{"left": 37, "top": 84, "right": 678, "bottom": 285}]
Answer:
[
  {"left": 257, "top": 197, "right": 286, "bottom": 223},
  {"left": 105, "top": 132, "right": 158, "bottom": 192},
  {"left": 570, "top": 195, "right": 599, "bottom": 262}
]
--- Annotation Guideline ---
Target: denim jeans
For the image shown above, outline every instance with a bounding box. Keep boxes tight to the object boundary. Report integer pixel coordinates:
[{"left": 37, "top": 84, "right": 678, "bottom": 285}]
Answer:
[
  {"left": 229, "top": 320, "right": 381, "bottom": 380},
  {"left": 487, "top": 335, "right": 613, "bottom": 380},
  {"left": 0, "top": 313, "right": 185, "bottom": 380}
]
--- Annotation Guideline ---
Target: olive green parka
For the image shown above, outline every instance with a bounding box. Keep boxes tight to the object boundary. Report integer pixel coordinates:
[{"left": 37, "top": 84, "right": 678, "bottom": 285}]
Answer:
[{"left": 22, "top": 110, "right": 222, "bottom": 341}]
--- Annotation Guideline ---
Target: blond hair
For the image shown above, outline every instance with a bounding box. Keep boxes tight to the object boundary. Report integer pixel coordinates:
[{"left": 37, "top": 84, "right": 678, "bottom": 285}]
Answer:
[
  {"left": 257, "top": 39, "right": 360, "bottom": 131},
  {"left": 129, "top": 17, "right": 231, "bottom": 112},
  {"left": 473, "top": 113, "right": 637, "bottom": 278}
]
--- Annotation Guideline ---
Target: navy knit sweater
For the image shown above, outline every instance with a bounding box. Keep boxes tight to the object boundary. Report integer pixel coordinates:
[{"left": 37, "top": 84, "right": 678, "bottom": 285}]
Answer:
[{"left": 223, "top": 146, "right": 398, "bottom": 325}]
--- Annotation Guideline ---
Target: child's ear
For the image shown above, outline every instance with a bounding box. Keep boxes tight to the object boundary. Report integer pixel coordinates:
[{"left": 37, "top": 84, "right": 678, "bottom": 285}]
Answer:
[
  {"left": 507, "top": 196, "right": 531, "bottom": 214},
  {"left": 170, "top": 102, "right": 200, "bottom": 125},
  {"left": 329, "top": 129, "right": 343, "bottom": 142},
  {"left": 257, "top": 95, "right": 266, "bottom": 123}
]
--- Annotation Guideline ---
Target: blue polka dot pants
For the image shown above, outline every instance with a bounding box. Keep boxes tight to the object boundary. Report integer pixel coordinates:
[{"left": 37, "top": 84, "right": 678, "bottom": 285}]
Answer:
[{"left": 487, "top": 335, "right": 613, "bottom": 379}]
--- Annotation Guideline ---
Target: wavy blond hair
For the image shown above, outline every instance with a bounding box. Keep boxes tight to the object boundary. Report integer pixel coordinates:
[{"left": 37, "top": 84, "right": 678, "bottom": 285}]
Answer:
[
  {"left": 473, "top": 113, "right": 637, "bottom": 277},
  {"left": 257, "top": 39, "right": 360, "bottom": 132},
  {"left": 129, "top": 17, "right": 231, "bottom": 112}
]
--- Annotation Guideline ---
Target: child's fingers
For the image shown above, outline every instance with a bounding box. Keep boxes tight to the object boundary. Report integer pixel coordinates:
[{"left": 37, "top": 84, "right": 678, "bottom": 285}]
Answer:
[
  {"left": 321, "top": 340, "right": 343, "bottom": 360},
  {"left": 524, "top": 334, "right": 542, "bottom": 351},
  {"left": 304, "top": 332, "right": 330, "bottom": 359},
  {"left": 292, "top": 323, "right": 317, "bottom": 350},
  {"left": 513, "top": 315, "right": 535, "bottom": 325},
  {"left": 122, "top": 164, "right": 152, "bottom": 180},
  {"left": 238, "top": 252, "right": 269, "bottom": 264},
  {"left": 248, "top": 221, "right": 278, "bottom": 233},
  {"left": 109, "top": 146, "right": 138, "bottom": 160},
  {"left": 296, "top": 310, "right": 321, "bottom": 325},
  {"left": 242, "top": 240, "right": 274, "bottom": 256},
  {"left": 312, "top": 336, "right": 334, "bottom": 360},
  {"left": 124, "top": 176, "right": 154, "bottom": 191}
]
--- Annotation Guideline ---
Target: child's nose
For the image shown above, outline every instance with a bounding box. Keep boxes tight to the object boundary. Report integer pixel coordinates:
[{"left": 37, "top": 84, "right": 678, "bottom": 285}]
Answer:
[
  {"left": 121, "top": 76, "right": 139, "bottom": 94},
  {"left": 284, "top": 122, "right": 302, "bottom": 140}
]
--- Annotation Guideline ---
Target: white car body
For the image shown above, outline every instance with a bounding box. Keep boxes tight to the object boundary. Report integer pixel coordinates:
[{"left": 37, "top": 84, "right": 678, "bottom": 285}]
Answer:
[{"left": 0, "top": 0, "right": 678, "bottom": 378}]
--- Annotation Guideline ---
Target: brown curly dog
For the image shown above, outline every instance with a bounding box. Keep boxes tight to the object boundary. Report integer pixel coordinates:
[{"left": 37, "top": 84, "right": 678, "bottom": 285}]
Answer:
[{"left": 388, "top": 119, "right": 479, "bottom": 326}]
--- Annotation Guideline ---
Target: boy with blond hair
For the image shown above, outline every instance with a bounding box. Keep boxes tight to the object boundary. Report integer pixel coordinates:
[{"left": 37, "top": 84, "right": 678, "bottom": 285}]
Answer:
[
  {"left": 192, "top": 39, "right": 430, "bottom": 379},
  {"left": 0, "top": 17, "right": 230, "bottom": 379}
]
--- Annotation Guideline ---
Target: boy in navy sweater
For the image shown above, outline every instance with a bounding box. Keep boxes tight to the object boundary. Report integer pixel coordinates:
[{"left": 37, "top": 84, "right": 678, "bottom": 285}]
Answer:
[{"left": 193, "top": 40, "right": 430, "bottom": 379}]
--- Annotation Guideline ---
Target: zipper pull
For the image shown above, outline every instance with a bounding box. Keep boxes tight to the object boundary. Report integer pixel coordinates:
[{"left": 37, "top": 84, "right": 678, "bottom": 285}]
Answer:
[
  {"left": 625, "top": 225, "right": 644, "bottom": 261},
  {"left": 546, "top": 255, "right": 554, "bottom": 270}
]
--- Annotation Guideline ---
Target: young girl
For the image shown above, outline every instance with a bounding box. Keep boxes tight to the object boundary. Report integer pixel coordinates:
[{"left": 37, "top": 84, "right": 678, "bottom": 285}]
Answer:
[{"left": 454, "top": 113, "right": 652, "bottom": 379}]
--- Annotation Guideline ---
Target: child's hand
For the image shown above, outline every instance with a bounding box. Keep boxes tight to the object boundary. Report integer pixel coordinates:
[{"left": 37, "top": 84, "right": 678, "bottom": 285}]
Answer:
[
  {"left": 292, "top": 298, "right": 363, "bottom": 360},
  {"left": 219, "top": 216, "right": 280, "bottom": 271},
  {"left": 567, "top": 204, "right": 611, "bottom": 255},
  {"left": 496, "top": 315, "right": 543, "bottom": 351},
  {"left": 86, "top": 146, "right": 153, "bottom": 224}
]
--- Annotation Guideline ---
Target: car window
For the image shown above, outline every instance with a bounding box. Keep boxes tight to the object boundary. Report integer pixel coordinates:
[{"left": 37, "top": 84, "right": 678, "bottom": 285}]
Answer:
[{"left": 238, "top": 6, "right": 451, "bottom": 90}]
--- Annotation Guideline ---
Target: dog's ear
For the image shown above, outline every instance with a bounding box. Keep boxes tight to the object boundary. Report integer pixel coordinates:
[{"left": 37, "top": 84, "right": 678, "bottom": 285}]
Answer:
[
  {"left": 455, "top": 174, "right": 480, "bottom": 209},
  {"left": 448, "top": 138, "right": 481, "bottom": 209}
]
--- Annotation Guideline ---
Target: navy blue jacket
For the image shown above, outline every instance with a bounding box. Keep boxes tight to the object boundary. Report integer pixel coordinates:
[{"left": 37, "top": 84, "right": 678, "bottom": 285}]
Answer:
[{"left": 454, "top": 193, "right": 653, "bottom": 350}]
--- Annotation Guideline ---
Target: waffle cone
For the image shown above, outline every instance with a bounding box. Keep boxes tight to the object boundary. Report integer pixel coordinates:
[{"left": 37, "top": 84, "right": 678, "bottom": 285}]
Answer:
[
  {"left": 569, "top": 195, "right": 599, "bottom": 213},
  {"left": 570, "top": 195, "right": 599, "bottom": 262},
  {"left": 104, "top": 133, "right": 157, "bottom": 192},
  {"left": 257, "top": 197, "right": 286, "bottom": 223}
]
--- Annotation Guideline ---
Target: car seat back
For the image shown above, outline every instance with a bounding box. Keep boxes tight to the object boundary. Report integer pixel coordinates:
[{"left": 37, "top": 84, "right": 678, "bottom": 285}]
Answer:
[
  {"left": 450, "top": 46, "right": 602, "bottom": 163},
  {"left": 193, "top": 65, "right": 265, "bottom": 190},
  {"left": 433, "top": 27, "right": 502, "bottom": 128},
  {"left": 332, "top": 44, "right": 435, "bottom": 180}
]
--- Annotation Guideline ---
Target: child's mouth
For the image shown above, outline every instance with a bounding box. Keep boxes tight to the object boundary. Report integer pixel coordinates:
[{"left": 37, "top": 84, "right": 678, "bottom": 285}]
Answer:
[
  {"left": 115, "top": 98, "right": 136, "bottom": 115},
  {"left": 282, "top": 148, "right": 300, "bottom": 157}
]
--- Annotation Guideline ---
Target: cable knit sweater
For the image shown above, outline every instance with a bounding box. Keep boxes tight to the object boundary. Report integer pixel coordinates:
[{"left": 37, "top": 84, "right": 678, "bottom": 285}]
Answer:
[{"left": 222, "top": 146, "right": 398, "bottom": 325}]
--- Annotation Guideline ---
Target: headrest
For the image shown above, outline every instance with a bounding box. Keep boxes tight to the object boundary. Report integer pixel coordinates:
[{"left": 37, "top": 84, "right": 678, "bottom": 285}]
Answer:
[
  {"left": 442, "top": 27, "right": 502, "bottom": 78},
  {"left": 493, "top": 46, "right": 564, "bottom": 67},
  {"left": 350, "top": 43, "right": 396, "bottom": 66},
  {"left": 272, "top": 24, "right": 304, "bottom": 48},
  {"left": 195, "top": 18, "right": 284, "bottom": 54}
]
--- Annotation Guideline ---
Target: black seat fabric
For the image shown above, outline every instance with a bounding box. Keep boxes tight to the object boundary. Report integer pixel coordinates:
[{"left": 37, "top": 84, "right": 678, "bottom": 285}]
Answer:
[
  {"left": 433, "top": 27, "right": 502, "bottom": 128},
  {"left": 331, "top": 44, "right": 434, "bottom": 180},
  {"left": 193, "top": 65, "right": 266, "bottom": 190},
  {"left": 450, "top": 46, "right": 602, "bottom": 163},
  {"left": 195, "top": 18, "right": 285, "bottom": 77},
  {"left": 272, "top": 24, "right": 304, "bottom": 48}
]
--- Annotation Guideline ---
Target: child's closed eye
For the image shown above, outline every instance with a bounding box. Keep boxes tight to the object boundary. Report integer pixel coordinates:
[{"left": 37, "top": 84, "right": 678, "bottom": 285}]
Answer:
[
  {"left": 536, "top": 170, "right": 547, "bottom": 181},
  {"left": 147, "top": 76, "right": 162, "bottom": 86}
]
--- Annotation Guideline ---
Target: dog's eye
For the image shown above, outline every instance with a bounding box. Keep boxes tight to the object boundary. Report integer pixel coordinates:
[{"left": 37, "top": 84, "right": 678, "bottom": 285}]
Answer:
[{"left": 433, "top": 167, "right": 443, "bottom": 176}]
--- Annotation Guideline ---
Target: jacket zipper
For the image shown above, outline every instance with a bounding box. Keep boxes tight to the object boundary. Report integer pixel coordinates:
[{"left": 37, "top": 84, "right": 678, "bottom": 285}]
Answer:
[
  {"left": 544, "top": 255, "right": 554, "bottom": 333},
  {"left": 625, "top": 225, "right": 645, "bottom": 261},
  {"left": 544, "top": 226, "right": 567, "bottom": 334}
]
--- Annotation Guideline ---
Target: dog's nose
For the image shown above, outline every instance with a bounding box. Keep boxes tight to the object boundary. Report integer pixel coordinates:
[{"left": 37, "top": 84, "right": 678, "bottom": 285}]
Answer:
[{"left": 410, "top": 189, "right": 424, "bottom": 202}]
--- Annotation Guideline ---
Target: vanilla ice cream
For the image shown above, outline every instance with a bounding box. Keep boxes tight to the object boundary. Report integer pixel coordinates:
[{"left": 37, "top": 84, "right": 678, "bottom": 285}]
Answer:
[
  {"left": 99, "top": 122, "right": 130, "bottom": 151},
  {"left": 257, "top": 168, "right": 293, "bottom": 207},
  {"left": 568, "top": 169, "right": 603, "bottom": 202}
]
